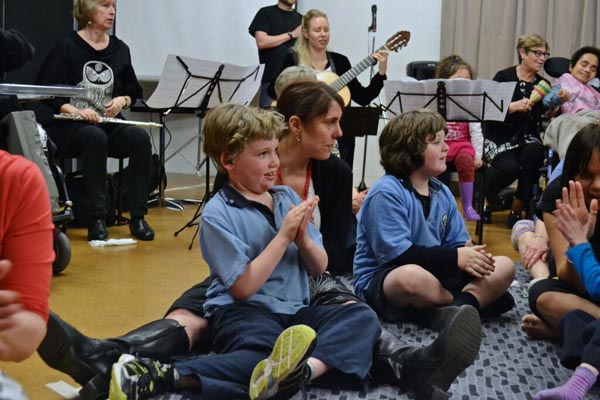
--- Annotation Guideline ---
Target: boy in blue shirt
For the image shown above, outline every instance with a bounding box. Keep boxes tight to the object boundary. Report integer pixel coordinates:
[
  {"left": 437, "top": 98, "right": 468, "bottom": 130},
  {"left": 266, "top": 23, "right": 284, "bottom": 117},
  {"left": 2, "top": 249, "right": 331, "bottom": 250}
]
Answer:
[
  {"left": 108, "top": 103, "right": 381, "bottom": 400},
  {"left": 354, "top": 109, "right": 516, "bottom": 394}
]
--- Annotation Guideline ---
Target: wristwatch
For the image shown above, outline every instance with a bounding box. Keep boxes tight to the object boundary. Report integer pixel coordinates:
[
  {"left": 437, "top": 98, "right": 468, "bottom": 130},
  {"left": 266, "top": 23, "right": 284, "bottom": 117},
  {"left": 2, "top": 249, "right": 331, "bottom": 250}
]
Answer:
[{"left": 287, "top": 32, "right": 293, "bottom": 40}]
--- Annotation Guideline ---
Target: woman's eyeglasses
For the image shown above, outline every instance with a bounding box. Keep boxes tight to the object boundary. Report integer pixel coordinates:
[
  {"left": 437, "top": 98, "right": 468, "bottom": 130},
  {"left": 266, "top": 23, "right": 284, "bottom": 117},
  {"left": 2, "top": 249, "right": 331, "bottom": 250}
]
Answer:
[{"left": 528, "top": 50, "right": 551, "bottom": 58}]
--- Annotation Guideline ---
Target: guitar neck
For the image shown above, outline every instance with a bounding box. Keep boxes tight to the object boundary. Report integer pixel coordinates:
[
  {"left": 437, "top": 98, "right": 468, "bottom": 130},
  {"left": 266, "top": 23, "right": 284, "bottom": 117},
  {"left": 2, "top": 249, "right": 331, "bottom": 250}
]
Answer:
[{"left": 330, "top": 44, "right": 387, "bottom": 92}]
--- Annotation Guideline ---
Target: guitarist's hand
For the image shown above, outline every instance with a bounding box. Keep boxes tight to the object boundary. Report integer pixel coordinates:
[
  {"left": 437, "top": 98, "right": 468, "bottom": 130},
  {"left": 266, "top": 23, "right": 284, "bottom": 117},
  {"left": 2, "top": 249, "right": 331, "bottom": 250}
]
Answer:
[{"left": 372, "top": 50, "right": 390, "bottom": 76}]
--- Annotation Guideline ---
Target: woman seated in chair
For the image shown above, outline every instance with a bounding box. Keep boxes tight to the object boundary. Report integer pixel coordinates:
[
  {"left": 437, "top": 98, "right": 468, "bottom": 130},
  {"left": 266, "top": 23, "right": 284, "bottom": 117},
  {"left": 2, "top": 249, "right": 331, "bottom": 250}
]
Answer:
[
  {"left": 482, "top": 34, "right": 550, "bottom": 229},
  {"left": 35, "top": 0, "right": 154, "bottom": 241}
]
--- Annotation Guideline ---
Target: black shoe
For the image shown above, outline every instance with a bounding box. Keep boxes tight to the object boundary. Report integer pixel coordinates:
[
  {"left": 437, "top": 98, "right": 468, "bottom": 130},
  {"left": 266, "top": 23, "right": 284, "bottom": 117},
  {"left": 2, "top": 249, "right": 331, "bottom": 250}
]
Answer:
[
  {"left": 400, "top": 305, "right": 482, "bottom": 400},
  {"left": 88, "top": 219, "right": 108, "bottom": 241},
  {"left": 482, "top": 206, "right": 492, "bottom": 224},
  {"left": 37, "top": 312, "right": 121, "bottom": 400},
  {"left": 129, "top": 218, "right": 155, "bottom": 241},
  {"left": 507, "top": 211, "right": 521, "bottom": 229}
]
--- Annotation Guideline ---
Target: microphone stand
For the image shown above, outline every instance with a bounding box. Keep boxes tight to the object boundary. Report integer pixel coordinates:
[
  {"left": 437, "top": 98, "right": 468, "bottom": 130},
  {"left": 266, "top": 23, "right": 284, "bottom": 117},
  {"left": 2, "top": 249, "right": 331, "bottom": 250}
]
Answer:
[{"left": 358, "top": 8, "right": 377, "bottom": 192}]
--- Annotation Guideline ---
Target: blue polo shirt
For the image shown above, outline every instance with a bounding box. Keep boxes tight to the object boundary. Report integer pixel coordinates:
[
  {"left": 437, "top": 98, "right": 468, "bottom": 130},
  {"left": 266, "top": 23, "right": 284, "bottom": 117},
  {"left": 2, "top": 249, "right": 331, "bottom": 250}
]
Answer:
[
  {"left": 201, "top": 183, "right": 323, "bottom": 317},
  {"left": 353, "top": 174, "right": 470, "bottom": 297}
]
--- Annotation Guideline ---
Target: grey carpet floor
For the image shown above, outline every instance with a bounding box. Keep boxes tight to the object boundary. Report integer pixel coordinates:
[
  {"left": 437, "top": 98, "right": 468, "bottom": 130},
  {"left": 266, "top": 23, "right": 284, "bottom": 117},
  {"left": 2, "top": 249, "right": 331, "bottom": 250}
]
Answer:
[{"left": 160, "top": 266, "right": 600, "bottom": 399}]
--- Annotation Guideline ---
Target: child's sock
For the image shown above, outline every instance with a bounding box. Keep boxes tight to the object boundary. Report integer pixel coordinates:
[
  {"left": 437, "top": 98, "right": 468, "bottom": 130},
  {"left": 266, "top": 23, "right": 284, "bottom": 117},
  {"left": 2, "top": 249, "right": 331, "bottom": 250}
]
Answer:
[
  {"left": 306, "top": 360, "right": 316, "bottom": 383},
  {"left": 451, "top": 292, "right": 480, "bottom": 310},
  {"left": 533, "top": 366, "right": 597, "bottom": 400}
]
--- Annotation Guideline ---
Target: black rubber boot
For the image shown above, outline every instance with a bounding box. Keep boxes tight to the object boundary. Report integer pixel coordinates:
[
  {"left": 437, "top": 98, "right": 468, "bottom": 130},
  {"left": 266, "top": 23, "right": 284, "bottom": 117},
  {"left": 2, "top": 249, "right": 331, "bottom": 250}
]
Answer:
[
  {"left": 37, "top": 312, "right": 189, "bottom": 400},
  {"left": 372, "top": 305, "right": 482, "bottom": 400}
]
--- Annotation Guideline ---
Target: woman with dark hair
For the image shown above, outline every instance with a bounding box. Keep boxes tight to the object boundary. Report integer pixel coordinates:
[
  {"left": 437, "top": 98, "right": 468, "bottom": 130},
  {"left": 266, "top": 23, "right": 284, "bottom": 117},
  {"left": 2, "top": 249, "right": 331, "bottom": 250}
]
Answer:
[
  {"left": 483, "top": 34, "right": 550, "bottom": 228},
  {"left": 523, "top": 124, "right": 600, "bottom": 340},
  {"left": 35, "top": 0, "right": 154, "bottom": 241}
]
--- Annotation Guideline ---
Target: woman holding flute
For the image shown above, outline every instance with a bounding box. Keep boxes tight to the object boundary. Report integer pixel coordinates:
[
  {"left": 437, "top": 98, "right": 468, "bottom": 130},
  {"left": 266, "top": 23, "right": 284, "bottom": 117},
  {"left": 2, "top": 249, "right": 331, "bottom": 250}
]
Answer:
[{"left": 36, "top": 0, "right": 155, "bottom": 241}]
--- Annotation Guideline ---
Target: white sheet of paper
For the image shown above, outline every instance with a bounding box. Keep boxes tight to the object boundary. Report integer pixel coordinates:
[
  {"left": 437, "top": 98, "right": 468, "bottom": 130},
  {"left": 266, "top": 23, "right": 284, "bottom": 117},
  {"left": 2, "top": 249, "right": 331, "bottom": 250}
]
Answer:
[{"left": 383, "top": 79, "right": 517, "bottom": 122}]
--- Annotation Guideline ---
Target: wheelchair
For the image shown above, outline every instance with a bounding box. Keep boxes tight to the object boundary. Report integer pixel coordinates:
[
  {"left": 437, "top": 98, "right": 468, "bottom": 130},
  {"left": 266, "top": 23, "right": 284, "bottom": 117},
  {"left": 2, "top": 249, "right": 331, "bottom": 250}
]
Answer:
[{"left": 0, "top": 110, "right": 73, "bottom": 274}]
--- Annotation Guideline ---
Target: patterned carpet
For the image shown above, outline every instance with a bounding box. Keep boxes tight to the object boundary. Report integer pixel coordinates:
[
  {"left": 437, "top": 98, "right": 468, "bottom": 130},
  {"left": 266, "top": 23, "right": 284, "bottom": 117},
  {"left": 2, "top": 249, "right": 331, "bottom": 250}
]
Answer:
[
  {"left": 158, "top": 266, "right": 599, "bottom": 400},
  {"left": 303, "top": 268, "right": 595, "bottom": 400}
]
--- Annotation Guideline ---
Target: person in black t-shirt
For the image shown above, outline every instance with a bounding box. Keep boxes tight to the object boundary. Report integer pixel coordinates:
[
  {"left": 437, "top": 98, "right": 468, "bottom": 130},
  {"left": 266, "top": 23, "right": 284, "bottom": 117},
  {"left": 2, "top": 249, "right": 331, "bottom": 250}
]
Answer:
[{"left": 249, "top": 0, "right": 302, "bottom": 108}]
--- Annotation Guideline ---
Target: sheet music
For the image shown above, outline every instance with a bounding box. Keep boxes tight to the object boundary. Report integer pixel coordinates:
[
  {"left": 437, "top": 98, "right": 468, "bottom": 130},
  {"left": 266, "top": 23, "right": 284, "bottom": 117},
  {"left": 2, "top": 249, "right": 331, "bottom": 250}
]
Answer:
[
  {"left": 145, "top": 54, "right": 263, "bottom": 110},
  {"left": 383, "top": 79, "right": 517, "bottom": 122}
]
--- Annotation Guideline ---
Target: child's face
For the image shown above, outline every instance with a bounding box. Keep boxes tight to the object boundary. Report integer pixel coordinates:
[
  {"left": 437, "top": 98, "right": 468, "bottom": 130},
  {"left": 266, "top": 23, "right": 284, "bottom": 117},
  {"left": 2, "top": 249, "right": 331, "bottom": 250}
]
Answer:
[
  {"left": 419, "top": 130, "right": 448, "bottom": 177},
  {"left": 576, "top": 149, "right": 600, "bottom": 205},
  {"left": 449, "top": 67, "right": 472, "bottom": 80},
  {"left": 569, "top": 53, "right": 599, "bottom": 84},
  {"left": 225, "top": 138, "right": 280, "bottom": 196},
  {"left": 298, "top": 100, "right": 343, "bottom": 160}
]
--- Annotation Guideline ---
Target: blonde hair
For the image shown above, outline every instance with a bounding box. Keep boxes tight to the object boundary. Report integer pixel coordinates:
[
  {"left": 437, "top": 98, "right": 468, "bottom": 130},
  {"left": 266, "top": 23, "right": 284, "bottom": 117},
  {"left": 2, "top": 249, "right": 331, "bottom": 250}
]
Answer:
[
  {"left": 73, "top": 0, "right": 99, "bottom": 27},
  {"left": 516, "top": 34, "right": 549, "bottom": 63},
  {"left": 202, "top": 103, "right": 286, "bottom": 172},
  {"left": 274, "top": 66, "right": 317, "bottom": 98},
  {"left": 435, "top": 55, "right": 475, "bottom": 79},
  {"left": 293, "top": 9, "right": 329, "bottom": 68}
]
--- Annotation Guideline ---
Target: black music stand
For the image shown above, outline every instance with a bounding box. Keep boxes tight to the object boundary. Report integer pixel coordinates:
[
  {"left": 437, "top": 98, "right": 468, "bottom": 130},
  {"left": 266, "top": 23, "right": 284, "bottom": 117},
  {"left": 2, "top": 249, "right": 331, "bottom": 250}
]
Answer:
[
  {"left": 339, "top": 106, "right": 381, "bottom": 191},
  {"left": 144, "top": 55, "right": 263, "bottom": 216},
  {"left": 383, "top": 79, "right": 516, "bottom": 244}
]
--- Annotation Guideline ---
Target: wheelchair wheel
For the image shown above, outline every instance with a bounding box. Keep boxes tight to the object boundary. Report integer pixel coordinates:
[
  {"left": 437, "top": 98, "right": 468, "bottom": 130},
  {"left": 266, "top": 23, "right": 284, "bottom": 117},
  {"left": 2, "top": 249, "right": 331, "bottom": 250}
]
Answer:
[{"left": 53, "top": 230, "right": 71, "bottom": 275}]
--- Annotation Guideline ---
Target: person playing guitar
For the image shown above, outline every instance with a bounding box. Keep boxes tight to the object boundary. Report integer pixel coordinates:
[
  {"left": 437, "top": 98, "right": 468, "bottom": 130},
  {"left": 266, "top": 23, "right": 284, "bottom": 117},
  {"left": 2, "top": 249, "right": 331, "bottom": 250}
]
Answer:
[{"left": 272, "top": 8, "right": 410, "bottom": 166}]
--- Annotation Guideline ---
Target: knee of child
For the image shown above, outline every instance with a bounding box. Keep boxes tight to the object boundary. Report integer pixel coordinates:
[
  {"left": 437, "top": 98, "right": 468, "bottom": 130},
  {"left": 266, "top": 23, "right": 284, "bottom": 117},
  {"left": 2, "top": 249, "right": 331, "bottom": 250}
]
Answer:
[
  {"left": 390, "top": 264, "right": 434, "bottom": 295},
  {"left": 494, "top": 256, "right": 516, "bottom": 280},
  {"left": 535, "top": 291, "right": 560, "bottom": 314}
]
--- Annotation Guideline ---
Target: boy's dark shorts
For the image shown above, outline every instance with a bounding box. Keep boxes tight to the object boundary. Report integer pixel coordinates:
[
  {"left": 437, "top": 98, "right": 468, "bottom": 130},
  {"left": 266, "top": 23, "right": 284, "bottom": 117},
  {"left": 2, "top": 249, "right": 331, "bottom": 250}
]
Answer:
[
  {"left": 363, "top": 265, "right": 471, "bottom": 322},
  {"left": 165, "top": 276, "right": 211, "bottom": 318},
  {"left": 528, "top": 277, "right": 600, "bottom": 319}
]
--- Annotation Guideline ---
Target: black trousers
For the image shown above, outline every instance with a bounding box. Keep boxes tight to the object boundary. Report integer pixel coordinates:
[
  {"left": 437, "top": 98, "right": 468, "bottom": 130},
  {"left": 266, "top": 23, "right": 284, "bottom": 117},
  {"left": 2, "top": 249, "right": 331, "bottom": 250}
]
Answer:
[
  {"left": 48, "top": 121, "right": 152, "bottom": 219},
  {"left": 559, "top": 310, "right": 600, "bottom": 371},
  {"left": 485, "top": 142, "right": 544, "bottom": 204}
]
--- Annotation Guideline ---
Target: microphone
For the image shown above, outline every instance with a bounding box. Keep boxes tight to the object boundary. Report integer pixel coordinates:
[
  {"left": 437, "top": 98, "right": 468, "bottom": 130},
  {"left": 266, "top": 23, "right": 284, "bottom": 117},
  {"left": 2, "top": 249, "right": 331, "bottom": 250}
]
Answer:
[{"left": 369, "top": 4, "right": 377, "bottom": 32}]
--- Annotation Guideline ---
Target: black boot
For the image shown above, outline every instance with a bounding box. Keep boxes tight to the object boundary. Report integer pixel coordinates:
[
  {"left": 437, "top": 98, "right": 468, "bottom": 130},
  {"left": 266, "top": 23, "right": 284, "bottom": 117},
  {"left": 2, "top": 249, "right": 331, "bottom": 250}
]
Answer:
[
  {"left": 372, "top": 306, "right": 482, "bottom": 400},
  {"left": 37, "top": 312, "right": 189, "bottom": 400}
]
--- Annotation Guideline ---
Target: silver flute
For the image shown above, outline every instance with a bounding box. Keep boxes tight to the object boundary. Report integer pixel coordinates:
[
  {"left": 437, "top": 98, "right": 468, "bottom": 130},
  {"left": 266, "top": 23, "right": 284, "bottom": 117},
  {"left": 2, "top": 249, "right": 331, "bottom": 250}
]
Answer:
[{"left": 53, "top": 113, "right": 163, "bottom": 128}]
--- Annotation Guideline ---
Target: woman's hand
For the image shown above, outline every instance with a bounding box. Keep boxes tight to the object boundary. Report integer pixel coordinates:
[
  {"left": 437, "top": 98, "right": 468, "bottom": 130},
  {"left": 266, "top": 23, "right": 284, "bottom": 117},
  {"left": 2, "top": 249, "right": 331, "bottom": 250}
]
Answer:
[
  {"left": 372, "top": 50, "right": 389, "bottom": 76},
  {"left": 76, "top": 108, "right": 101, "bottom": 124},
  {"left": 474, "top": 158, "right": 483, "bottom": 170},
  {"left": 457, "top": 243, "right": 495, "bottom": 279},
  {"left": 104, "top": 96, "right": 128, "bottom": 118},
  {"left": 509, "top": 98, "right": 531, "bottom": 113},
  {"left": 522, "top": 235, "right": 548, "bottom": 269},
  {"left": 352, "top": 187, "right": 367, "bottom": 215}
]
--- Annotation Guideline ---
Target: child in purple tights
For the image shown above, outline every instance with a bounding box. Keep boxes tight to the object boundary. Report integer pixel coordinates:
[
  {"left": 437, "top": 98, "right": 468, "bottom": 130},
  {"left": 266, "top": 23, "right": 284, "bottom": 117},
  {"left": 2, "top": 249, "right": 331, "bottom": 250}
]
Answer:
[{"left": 533, "top": 180, "right": 600, "bottom": 399}]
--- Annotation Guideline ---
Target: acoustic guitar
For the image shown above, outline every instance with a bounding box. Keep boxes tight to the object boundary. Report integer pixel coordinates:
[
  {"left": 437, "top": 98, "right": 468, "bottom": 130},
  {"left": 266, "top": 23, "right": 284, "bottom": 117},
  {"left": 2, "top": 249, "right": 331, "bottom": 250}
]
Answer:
[{"left": 317, "top": 30, "right": 411, "bottom": 105}]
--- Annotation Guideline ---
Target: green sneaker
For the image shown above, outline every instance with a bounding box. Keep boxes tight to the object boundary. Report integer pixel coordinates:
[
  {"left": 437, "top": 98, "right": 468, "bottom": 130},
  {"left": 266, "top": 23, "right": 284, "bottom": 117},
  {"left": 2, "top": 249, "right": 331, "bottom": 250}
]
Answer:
[
  {"left": 249, "top": 324, "right": 317, "bottom": 400},
  {"left": 108, "top": 354, "right": 175, "bottom": 400}
]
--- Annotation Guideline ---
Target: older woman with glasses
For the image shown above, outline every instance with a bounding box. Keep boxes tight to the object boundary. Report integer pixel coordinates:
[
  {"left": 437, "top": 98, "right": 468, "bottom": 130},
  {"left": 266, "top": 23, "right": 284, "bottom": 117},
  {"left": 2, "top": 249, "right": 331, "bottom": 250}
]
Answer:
[{"left": 482, "top": 34, "right": 550, "bottom": 229}]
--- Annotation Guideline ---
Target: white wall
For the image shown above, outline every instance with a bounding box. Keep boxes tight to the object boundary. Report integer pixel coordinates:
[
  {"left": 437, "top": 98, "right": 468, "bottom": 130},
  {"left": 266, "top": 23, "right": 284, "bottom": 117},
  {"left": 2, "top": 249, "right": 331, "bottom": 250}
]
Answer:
[{"left": 117, "top": 0, "right": 442, "bottom": 184}]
